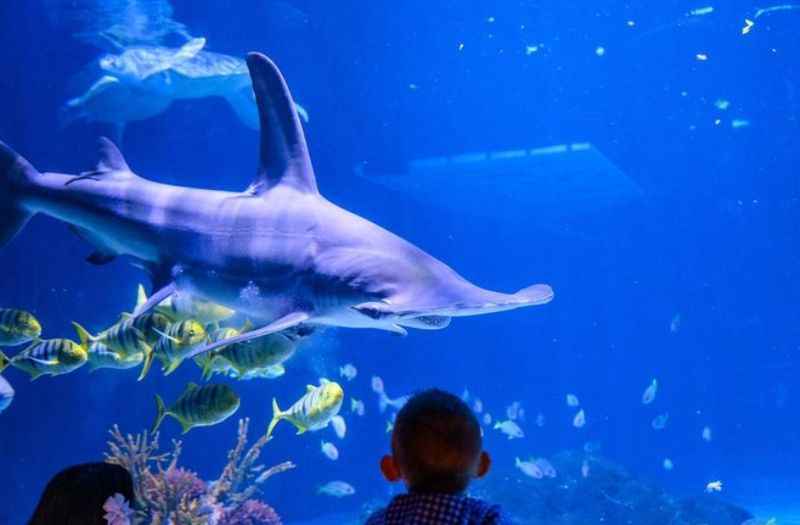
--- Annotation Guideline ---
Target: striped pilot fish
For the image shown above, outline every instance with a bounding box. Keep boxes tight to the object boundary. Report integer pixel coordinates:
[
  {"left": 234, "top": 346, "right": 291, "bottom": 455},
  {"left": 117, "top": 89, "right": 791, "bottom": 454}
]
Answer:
[
  {"left": 267, "top": 378, "right": 344, "bottom": 438},
  {"left": 72, "top": 311, "right": 170, "bottom": 360},
  {"left": 152, "top": 382, "right": 240, "bottom": 433},
  {"left": 0, "top": 308, "right": 42, "bottom": 347},
  {"left": 142, "top": 320, "right": 207, "bottom": 379},
  {"left": 137, "top": 284, "right": 235, "bottom": 326},
  {"left": 86, "top": 341, "right": 143, "bottom": 372},
  {"left": 202, "top": 330, "right": 296, "bottom": 380},
  {"left": 0, "top": 338, "right": 88, "bottom": 380}
]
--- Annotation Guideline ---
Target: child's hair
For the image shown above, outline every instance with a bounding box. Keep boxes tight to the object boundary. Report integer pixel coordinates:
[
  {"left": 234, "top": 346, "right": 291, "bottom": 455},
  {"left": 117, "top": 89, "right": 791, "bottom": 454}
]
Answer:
[
  {"left": 28, "top": 462, "right": 134, "bottom": 525},
  {"left": 392, "top": 388, "right": 482, "bottom": 494}
]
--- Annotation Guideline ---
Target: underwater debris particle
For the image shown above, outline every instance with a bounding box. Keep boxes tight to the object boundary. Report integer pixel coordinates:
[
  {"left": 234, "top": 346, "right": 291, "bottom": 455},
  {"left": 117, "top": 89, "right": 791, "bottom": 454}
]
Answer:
[
  {"left": 526, "top": 44, "right": 543, "bottom": 55},
  {"left": 627, "top": 20, "right": 636, "bottom": 27},
  {"left": 731, "top": 118, "right": 751, "bottom": 129},
  {"left": 458, "top": 42, "right": 464, "bottom": 51},
  {"left": 702, "top": 425, "right": 713, "bottom": 441},
  {"left": 408, "top": 83, "right": 418, "bottom": 90},
  {"left": 663, "top": 458, "right": 674, "bottom": 471},
  {"left": 652, "top": 413, "right": 669, "bottom": 430},
  {"left": 688, "top": 6, "right": 715, "bottom": 16},
  {"left": 487, "top": 16, "right": 495, "bottom": 23},
  {"left": 670, "top": 313, "right": 682, "bottom": 333},
  {"left": 742, "top": 18, "right": 755, "bottom": 34},
  {"left": 715, "top": 99, "right": 731, "bottom": 110},
  {"left": 595, "top": 46, "right": 606, "bottom": 57},
  {"left": 696, "top": 53, "right": 709, "bottom": 61}
]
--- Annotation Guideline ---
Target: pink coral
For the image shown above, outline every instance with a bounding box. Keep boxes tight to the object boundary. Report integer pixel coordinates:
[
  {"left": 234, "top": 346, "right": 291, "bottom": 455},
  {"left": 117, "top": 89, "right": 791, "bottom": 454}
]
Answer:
[
  {"left": 220, "top": 500, "right": 282, "bottom": 525},
  {"left": 103, "top": 493, "right": 134, "bottom": 525}
]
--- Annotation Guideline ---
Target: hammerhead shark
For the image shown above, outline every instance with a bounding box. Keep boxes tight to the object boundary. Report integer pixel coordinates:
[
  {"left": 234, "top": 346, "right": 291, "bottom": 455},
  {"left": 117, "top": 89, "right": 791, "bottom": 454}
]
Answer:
[{"left": 0, "top": 53, "right": 553, "bottom": 359}]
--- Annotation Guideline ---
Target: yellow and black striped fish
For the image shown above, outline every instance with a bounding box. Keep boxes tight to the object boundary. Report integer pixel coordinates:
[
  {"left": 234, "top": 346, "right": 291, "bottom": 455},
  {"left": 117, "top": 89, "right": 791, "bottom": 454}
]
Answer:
[
  {"left": 214, "top": 332, "right": 297, "bottom": 379},
  {"left": 86, "top": 341, "right": 143, "bottom": 372},
  {"left": 141, "top": 320, "right": 207, "bottom": 379},
  {"left": 267, "top": 378, "right": 344, "bottom": 438},
  {"left": 152, "top": 382, "right": 240, "bottom": 433},
  {"left": 137, "top": 284, "right": 235, "bottom": 325},
  {"left": 0, "top": 308, "right": 42, "bottom": 347},
  {"left": 0, "top": 338, "right": 88, "bottom": 380},
  {"left": 194, "top": 326, "right": 241, "bottom": 380}
]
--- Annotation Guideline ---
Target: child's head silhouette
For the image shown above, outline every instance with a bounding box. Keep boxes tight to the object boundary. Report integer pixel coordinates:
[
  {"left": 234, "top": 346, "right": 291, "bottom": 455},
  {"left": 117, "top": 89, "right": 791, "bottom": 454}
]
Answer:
[{"left": 380, "top": 388, "right": 491, "bottom": 494}]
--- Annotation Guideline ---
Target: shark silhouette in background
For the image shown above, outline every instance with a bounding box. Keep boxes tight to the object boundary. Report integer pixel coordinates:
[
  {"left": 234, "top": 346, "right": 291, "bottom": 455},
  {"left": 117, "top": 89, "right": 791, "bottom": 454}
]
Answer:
[{"left": 0, "top": 53, "right": 553, "bottom": 359}]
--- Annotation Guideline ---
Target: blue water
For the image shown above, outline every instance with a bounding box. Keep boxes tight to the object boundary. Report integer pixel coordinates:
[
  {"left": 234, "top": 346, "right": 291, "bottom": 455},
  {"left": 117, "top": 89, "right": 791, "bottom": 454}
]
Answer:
[{"left": 1, "top": 1, "right": 799, "bottom": 524}]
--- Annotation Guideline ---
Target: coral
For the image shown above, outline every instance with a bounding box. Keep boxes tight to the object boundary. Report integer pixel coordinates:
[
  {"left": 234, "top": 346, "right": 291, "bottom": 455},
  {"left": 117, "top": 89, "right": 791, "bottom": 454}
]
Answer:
[
  {"left": 103, "top": 493, "right": 135, "bottom": 525},
  {"left": 219, "top": 500, "right": 281, "bottom": 525},
  {"left": 105, "top": 418, "right": 294, "bottom": 525}
]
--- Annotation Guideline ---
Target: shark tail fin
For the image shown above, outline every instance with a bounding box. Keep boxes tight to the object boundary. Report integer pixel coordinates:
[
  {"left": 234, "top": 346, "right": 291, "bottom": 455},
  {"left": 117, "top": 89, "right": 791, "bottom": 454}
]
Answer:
[{"left": 0, "top": 141, "right": 37, "bottom": 248}]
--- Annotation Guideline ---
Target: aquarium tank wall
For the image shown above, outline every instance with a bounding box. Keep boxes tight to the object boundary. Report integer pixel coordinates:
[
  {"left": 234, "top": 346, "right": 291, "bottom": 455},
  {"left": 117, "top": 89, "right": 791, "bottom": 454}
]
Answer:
[{"left": 1, "top": 1, "right": 798, "bottom": 524}]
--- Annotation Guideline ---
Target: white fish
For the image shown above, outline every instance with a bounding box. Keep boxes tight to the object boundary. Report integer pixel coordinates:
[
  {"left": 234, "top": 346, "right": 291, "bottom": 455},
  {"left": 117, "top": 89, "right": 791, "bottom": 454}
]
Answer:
[
  {"left": 482, "top": 413, "right": 492, "bottom": 426},
  {"left": 0, "top": 374, "right": 14, "bottom": 413},
  {"left": 670, "top": 313, "right": 681, "bottom": 333},
  {"left": 663, "top": 458, "right": 674, "bottom": 471},
  {"left": 318, "top": 480, "right": 355, "bottom": 497},
  {"left": 581, "top": 459, "right": 590, "bottom": 478},
  {"left": 702, "top": 426, "right": 712, "bottom": 442},
  {"left": 652, "top": 413, "right": 669, "bottom": 430},
  {"left": 714, "top": 99, "right": 730, "bottom": 110},
  {"left": 494, "top": 419, "right": 524, "bottom": 439},
  {"left": 573, "top": 409, "right": 586, "bottom": 428},
  {"left": 731, "top": 118, "right": 751, "bottom": 129},
  {"left": 642, "top": 378, "right": 658, "bottom": 405},
  {"left": 331, "top": 415, "right": 346, "bottom": 439},
  {"left": 566, "top": 394, "right": 580, "bottom": 407},
  {"left": 339, "top": 363, "right": 357, "bottom": 381},
  {"left": 534, "top": 458, "right": 557, "bottom": 478},
  {"left": 535, "top": 412, "right": 545, "bottom": 427},
  {"left": 705, "top": 480, "right": 722, "bottom": 493},
  {"left": 371, "top": 376, "right": 410, "bottom": 413},
  {"left": 696, "top": 53, "right": 709, "bottom": 61},
  {"left": 350, "top": 398, "right": 365, "bottom": 416},
  {"left": 506, "top": 401, "right": 521, "bottom": 420},
  {"left": 473, "top": 398, "right": 483, "bottom": 413},
  {"left": 515, "top": 457, "right": 543, "bottom": 478},
  {"left": 321, "top": 440, "right": 339, "bottom": 460}
]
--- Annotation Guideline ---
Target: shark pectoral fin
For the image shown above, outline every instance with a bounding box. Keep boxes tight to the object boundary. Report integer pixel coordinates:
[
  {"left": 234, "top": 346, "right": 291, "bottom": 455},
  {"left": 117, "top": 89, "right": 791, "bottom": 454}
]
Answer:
[
  {"left": 132, "top": 282, "right": 177, "bottom": 318},
  {"left": 183, "top": 311, "right": 311, "bottom": 361},
  {"left": 67, "top": 225, "right": 120, "bottom": 265},
  {"left": 514, "top": 284, "right": 554, "bottom": 306},
  {"left": 244, "top": 53, "right": 318, "bottom": 196}
]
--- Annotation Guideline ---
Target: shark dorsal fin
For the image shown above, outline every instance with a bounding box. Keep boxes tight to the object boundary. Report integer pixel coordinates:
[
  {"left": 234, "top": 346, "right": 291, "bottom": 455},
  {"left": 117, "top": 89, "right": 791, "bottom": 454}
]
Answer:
[
  {"left": 245, "top": 53, "right": 318, "bottom": 196},
  {"left": 96, "top": 137, "right": 130, "bottom": 173}
]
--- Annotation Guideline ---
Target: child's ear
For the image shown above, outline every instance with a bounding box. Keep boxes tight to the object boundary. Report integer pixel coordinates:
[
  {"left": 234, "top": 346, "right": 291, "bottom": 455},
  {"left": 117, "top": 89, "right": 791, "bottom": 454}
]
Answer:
[
  {"left": 475, "top": 451, "right": 491, "bottom": 478},
  {"left": 380, "top": 454, "right": 402, "bottom": 482}
]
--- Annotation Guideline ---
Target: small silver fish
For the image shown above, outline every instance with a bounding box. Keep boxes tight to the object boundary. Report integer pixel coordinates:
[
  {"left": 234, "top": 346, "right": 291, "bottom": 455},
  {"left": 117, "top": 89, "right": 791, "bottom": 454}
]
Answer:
[
  {"left": 321, "top": 440, "right": 339, "bottom": 460},
  {"left": 642, "top": 378, "right": 658, "bottom": 405},
  {"left": 573, "top": 409, "right": 586, "bottom": 428},
  {"left": 494, "top": 419, "right": 524, "bottom": 439},
  {"left": 318, "top": 481, "right": 355, "bottom": 497}
]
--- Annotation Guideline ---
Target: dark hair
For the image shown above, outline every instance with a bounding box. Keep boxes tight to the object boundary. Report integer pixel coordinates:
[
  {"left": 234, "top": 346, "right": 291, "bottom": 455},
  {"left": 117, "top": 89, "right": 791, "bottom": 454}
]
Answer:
[
  {"left": 392, "top": 388, "right": 482, "bottom": 494},
  {"left": 28, "top": 462, "right": 134, "bottom": 525}
]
